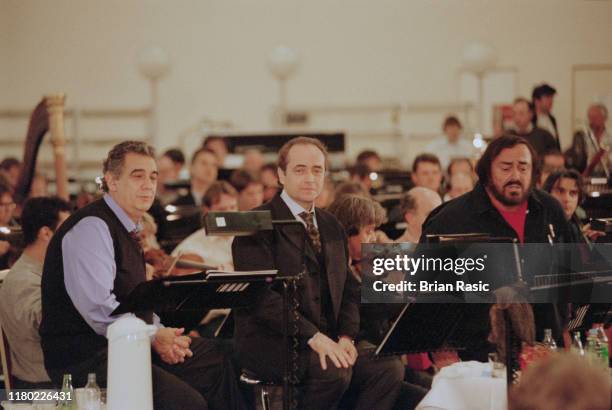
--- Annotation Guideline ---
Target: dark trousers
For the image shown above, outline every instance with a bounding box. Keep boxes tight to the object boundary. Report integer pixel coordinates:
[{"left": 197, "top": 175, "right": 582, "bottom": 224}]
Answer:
[
  {"left": 339, "top": 349, "right": 404, "bottom": 410},
  {"left": 47, "top": 337, "right": 247, "bottom": 410},
  {"left": 240, "top": 348, "right": 352, "bottom": 410}
]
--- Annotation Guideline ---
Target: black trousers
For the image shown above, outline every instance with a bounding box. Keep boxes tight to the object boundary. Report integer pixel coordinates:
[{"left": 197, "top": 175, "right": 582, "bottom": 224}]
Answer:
[
  {"left": 240, "top": 348, "right": 352, "bottom": 410},
  {"left": 339, "top": 350, "right": 404, "bottom": 410},
  {"left": 47, "top": 337, "right": 247, "bottom": 410}
]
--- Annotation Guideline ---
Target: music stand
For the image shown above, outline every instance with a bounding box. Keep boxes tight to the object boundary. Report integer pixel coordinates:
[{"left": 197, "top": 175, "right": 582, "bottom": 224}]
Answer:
[
  {"left": 111, "top": 271, "right": 278, "bottom": 316},
  {"left": 204, "top": 210, "right": 306, "bottom": 410}
]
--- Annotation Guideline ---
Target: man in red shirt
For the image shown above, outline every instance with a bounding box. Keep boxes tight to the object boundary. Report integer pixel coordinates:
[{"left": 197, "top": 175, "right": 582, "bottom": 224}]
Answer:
[{"left": 420, "top": 134, "right": 572, "bottom": 351}]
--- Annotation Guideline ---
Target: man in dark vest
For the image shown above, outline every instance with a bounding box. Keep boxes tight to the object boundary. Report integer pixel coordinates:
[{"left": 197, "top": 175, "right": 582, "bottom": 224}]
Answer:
[
  {"left": 40, "top": 141, "right": 245, "bottom": 410},
  {"left": 232, "top": 137, "right": 361, "bottom": 408}
]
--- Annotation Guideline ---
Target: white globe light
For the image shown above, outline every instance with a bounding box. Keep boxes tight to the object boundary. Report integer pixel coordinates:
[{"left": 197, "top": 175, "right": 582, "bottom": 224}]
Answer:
[
  {"left": 268, "top": 46, "right": 299, "bottom": 80},
  {"left": 462, "top": 42, "right": 497, "bottom": 74},
  {"left": 138, "top": 46, "right": 170, "bottom": 80}
]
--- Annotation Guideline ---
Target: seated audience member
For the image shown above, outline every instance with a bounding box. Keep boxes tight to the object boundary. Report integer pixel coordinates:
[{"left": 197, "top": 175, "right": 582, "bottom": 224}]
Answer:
[
  {"left": 565, "top": 103, "right": 611, "bottom": 177},
  {"left": 537, "top": 149, "right": 565, "bottom": 188},
  {"left": 229, "top": 169, "right": 264, "bottom": 211},
  {"left": 507, "top": 97, "right": 557, "bottom": 158},
  {"left": 174, "top": 147, "right": 218, "bottom": 206},
  {"left": 350, "top": 163, "right": 374, "bottom": 193},
  {"left": 543, "top": 169, "right": 604, "bottom": 243},
  {"left": 39, "top": 141, "right": 245, "bottom": 409},
  {"left": 29, "top": 173, "right": 49, "bottom": 198},
  {"left": 411, "top": 154, "right": 443, "bottom": 195},
  {"left": 242, "top": 148, "right": 265, "bottom": 175},
  {"left": 0, "top": 157, "right": 21, "bottom": 190},
  {"left": 172, "top": 181, "right": 238, "bottom": 270},
  {"left": 203, "top": 136, "right": 229, "bottom": 166},
  {"left": 447, "top": 157, "right": 474, "bottom": 178},
  {"left": 509, "top": 353, "right": 611, "bottom": 410},
  {"left": 424, "top": 116, "right": 475, "bottom": 169},
  {"left": 334, "top": 181, "right": 370, "bottom": 200},
  {"left": 356, "top": 149, "right": 382, "bottom": 172},
  {"left": 0, "top": 183, "right": 18, "bottom": 269},
  {"left": 396, "top": 187, "right": 442, "bottom": 244},
  {"left": 260, "top": 162, "right": 280, "bottom": 202},
  {"left": 327, "top": 195, "right": 427, "bottom": 410},
  {"left": 315, "top": 177, "right": 336, "bottom": 209},
  {"left": 444, "top": 172, "right": 474, "bottom": 201},
  {"left": 157, "top": 148, "right": 185, "bottom": 203},
  {"left": 0, "top": 196, "right": 71, "bottom": 389}
]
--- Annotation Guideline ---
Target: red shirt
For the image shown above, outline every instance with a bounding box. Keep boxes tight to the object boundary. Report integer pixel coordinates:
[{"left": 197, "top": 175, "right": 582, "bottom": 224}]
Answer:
[{"left": 495, "top": 201, "right": 529, "bottom": 243}]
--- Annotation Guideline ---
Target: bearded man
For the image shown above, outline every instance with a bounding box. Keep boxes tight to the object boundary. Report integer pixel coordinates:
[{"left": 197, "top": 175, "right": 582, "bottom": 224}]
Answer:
[{"left": 419, "top": 134, "right": 572, "bottom": 346}]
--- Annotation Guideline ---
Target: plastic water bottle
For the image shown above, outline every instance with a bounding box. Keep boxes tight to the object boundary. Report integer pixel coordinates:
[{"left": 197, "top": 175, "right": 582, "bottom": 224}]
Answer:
[
  {"left": 586, "top": 329, "right": 603, "bottom": 367},
  {"left": 542, "top": 328, "right": 557, "bottom": 351},
  {"left": 571, "top": 331, "right": 585, "bottom": 357},
  {"left": 58, "top": 373, "right": 76, "bottom": 409},
  {"left": 592, "top": 324, "right": 609, "bottom": 367}
]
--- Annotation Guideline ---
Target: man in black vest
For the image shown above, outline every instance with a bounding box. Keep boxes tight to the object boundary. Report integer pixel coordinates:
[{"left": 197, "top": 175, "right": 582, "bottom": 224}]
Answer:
[
  {"left": 232, "top": 137, "right": 360, "bottom": 408},
  {"left": 40, "top": 141, "right": 245, "bottom": 410}
]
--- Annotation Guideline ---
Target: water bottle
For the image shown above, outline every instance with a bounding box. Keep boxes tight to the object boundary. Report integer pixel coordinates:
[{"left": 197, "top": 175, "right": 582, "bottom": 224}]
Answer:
[
  {"left": 570, "top": 331, "right": 584, "bottom": 357},
  {"left": 58, "top": 373, "right": 76, "bottom": 409},
  {"left": 592, "top": 324, "right": 609, "bottom": 367},
  {"left": 586, "top": 329, "right": 602, "bottom": 367},
  {"left": 84, "top": 373, "right": 101, "bottom": 410},
  {"left": 542, "top": 328, "right": 557, "bottom": 351}
]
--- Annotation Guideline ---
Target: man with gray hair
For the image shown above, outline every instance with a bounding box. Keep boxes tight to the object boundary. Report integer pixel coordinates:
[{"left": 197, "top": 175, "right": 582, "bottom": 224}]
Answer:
[
  {"left": 395, "top": 187, "right": 442, "bottom": 244},
  {"left": 566, "top": 103, "right": 611, "bottom": 177},
  {"left": 40, "top": 141, "right": 246, "bottom": 409}
]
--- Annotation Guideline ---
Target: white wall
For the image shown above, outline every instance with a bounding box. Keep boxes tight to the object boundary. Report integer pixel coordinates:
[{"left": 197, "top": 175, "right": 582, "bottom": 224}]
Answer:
[{"left": 2, "top": 0, "right": 612, "bottom": 158}]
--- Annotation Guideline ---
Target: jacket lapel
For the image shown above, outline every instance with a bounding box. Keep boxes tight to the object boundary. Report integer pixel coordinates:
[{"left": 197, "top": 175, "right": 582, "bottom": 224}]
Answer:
[
  {"left": 269, "top": 195, "right": 319, "bottom": 266},
  {"left": 318, "top": 211, "right": 346, "bottom": 319}
]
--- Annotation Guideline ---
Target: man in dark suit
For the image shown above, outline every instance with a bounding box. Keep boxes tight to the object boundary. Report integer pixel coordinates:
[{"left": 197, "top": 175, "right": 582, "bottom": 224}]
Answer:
[{"left": 232, "top": 137, "right": 360, "bottom": 409}]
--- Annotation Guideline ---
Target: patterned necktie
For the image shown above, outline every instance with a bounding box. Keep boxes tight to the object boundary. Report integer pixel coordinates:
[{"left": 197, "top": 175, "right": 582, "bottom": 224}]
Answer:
[
  {"left": 129, "top": 229, "right": 144, "bottom": 254},
  {"left": 299, "top": 211, "right": 322, "bottom": 253}
]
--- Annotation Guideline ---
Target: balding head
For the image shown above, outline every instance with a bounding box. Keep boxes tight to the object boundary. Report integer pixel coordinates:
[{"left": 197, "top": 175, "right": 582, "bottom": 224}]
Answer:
[
  {"left": 588, "top": 103, "right": 609, "bottom": 133},
  {"left": 400, "top": 187, "right": 442, "bottom": 236}
]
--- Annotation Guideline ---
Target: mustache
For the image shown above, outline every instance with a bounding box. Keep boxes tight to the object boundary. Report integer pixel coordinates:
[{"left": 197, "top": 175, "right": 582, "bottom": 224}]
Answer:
[{"left": 504, "top": 180, "right": 523, "bottom": 188}]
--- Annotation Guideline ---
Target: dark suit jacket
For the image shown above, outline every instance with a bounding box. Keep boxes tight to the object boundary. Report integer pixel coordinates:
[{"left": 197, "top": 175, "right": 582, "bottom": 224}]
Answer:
[{"left": 231, "top": 194, "right": 360, "bottom": 375}]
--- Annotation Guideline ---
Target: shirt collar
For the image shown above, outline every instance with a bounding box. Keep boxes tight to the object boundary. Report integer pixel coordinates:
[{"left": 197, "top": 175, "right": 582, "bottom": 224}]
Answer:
[
  {"left": 103, "top": 194, "right": 141, "bottom": 233},
  {"left": 280, "top": 189, "right": 317, "bottom": 227}
]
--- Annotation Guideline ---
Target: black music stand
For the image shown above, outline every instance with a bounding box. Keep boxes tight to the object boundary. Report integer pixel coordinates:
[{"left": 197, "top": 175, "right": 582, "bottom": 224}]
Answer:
[
  {"left": 111, "top": 271, "right": 278, "bottom": 316},
  {"left": 204, "top": 210, "right": 306, "bottom": 410},
  {"left": 374, "top": 303, "right": 493, "bottom": 357}
]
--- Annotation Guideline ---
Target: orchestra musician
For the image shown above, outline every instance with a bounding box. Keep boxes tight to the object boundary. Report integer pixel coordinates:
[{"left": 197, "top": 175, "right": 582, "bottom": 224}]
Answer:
[
  {"left": 39, "top": 141, "right": 246, "bottom": 410},
  {"left": 566, "top": 103, "right": 611, "bottom": 178},
  {"left": 327, "top": 194, "right": 424, "bottom": 410},
  {"left": 231, "top": 137, "right": 361, "bottom": 409}
]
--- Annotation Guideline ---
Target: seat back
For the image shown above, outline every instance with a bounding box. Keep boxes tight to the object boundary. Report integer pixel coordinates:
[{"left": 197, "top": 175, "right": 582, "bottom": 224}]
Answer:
[{"left": 0, "top": 323, "right": 13, "bottom": 392}]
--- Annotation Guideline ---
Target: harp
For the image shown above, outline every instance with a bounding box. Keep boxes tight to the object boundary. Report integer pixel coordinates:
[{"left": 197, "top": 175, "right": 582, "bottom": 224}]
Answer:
[{"left": 14, "top": 94, "right": 70, "bottom": 204}]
